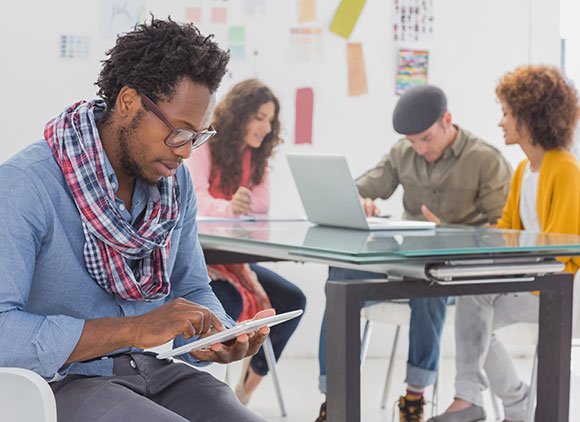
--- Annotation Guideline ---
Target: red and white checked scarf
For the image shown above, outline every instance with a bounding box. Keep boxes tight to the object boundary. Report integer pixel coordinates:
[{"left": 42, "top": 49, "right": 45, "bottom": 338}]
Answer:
[{"left": 44, "top": 100, "right": 180, "bottom": 301}]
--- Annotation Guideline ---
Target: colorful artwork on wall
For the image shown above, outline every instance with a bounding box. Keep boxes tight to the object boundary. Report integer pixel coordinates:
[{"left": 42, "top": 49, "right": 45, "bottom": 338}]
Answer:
[{"left": 395, "top": 49, "right": 429, "bottom": 95}]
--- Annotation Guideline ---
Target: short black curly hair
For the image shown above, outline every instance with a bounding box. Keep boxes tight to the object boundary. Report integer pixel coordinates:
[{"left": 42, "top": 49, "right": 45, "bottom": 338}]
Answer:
[{"left": 96, "top": 17, "right": 230, "bottom": 110}]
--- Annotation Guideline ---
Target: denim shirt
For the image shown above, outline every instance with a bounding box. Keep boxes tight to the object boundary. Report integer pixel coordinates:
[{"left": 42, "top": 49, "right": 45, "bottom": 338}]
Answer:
[{"left": 0, "top": 141, "right": 233, "bottom": 380}]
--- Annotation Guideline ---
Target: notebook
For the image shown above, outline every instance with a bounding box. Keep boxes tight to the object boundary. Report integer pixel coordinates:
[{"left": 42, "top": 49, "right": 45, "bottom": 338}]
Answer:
[{"left": 286, "top": 153, "right": 436, "bottom": 231}]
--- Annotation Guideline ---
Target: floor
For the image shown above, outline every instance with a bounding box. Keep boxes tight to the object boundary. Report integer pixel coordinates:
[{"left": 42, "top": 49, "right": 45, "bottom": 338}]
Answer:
[{"left": 221, "top": 351, "right": 580, "bottom": 422}]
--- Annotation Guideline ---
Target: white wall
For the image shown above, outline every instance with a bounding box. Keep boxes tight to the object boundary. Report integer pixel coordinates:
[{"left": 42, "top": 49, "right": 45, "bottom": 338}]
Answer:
[
  {"left": 0, "top": 0, "right": 561, "bottom": 358},
  {"left": 561, "top": 0, "right": 580, "bottom": 157}
]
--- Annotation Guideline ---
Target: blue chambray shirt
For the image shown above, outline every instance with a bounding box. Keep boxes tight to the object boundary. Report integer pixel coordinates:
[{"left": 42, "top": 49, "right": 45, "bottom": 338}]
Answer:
[{"left": 0, "top": 141, "right": 234, "bottom": 380}]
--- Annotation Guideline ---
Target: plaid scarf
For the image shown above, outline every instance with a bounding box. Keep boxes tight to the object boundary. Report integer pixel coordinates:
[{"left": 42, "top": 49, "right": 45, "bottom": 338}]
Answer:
[{"left": 44, "top": 99, "right": 180, "bottom": 301}]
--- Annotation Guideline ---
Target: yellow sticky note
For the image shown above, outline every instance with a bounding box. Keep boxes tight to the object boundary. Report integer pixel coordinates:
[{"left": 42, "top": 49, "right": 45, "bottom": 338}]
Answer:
[
  {"left": 347, "top": 43, "right": 368, "bottom": 96},
  {"left": 329, "top": 0, "right": 366, "bottom": 40},
  {"left": 299, "top": 0, "right": 316, "bottom": 23}
]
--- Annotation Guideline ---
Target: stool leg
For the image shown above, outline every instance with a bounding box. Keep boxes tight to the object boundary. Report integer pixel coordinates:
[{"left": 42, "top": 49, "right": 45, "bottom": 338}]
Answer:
[
  {"left": 525, "top": 348, "right": 538, "bottom": 422},
  {"left": 264, "top": 337, "right": 287, "bottom": 417},
  {"left": 360, "top": 320, "right": 373, "bottom": 368},
  {"left": 432, "top": 370, "right": 439, "bottom": 416},
  {"left": 224, "top": 363, "right": 231, "bottom": 385},
  {"left": 384, "top": 325, "right": 401, "bottom": 411},
  {"left": 490, "top": 389, "right": 503, "bottom": 421}
]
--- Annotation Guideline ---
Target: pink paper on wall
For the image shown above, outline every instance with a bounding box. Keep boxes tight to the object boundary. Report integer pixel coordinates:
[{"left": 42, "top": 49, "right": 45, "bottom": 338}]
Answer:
[
  {"left": 186, "top": 7, "right": 202, "bottom": 24},
  {"left": 295, "top": 88, "right": 314, "bottom": 145},
  {"left": 211, "top": 7, "right": 227, "bottom": 24}
]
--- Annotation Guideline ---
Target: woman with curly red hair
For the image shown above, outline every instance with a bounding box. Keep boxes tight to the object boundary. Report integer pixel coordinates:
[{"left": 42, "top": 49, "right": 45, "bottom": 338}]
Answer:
[
  {"left": 430, "top": 65, "right": 580, "bottom": 422},
  {"left": 186, "top": 79, "right": 306, "bottom": 405}
]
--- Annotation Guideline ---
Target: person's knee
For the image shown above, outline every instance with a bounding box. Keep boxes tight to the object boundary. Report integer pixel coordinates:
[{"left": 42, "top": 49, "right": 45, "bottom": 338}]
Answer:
[
  {"left": 458, "top": 294, "right": 496, "bottom": 310},
  {"left": 278, "top": 282, "right": 306, "bottom": 311},
  {"left": 229, "top": 298, "right": 243, "bottom": 321},
  {"left": 211, "top": 280, "right": 243, "bottom": 320},
  {"left": 293, "top": 288, "right": 307, "bottom": 311}
]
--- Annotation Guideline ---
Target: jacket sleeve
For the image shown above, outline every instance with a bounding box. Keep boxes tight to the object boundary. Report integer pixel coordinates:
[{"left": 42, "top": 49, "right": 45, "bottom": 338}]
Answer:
[
  {"left": 495, "top": 160, "right": 526, "bottom": 229},
  {"left": 248, "top": 167, "right": 270, "bottom": 215},
  {"left": 543, "top": 161, "right": 580, "bottom": 271},
  {"left": 185, "top": 145, "right": 270, "bottom": 217},
  {"left": 475, "top": 151, "right": 512, "bottom": 224}
]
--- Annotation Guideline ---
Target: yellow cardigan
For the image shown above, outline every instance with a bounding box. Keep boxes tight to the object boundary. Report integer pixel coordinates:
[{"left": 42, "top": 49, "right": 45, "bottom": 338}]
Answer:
[{"left": 496, "top": 149, "right": 580, "bottom": 273}]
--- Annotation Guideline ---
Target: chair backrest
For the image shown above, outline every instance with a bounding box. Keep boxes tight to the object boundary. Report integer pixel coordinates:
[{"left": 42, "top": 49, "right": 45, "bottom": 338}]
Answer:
[
  {"left": 494, "top": 322, "right": 538, "bottom": 345},
  {"left": 0, "top": 367, "right": 57, "bottom": 422},
  {"left": 360, "top": 301, "right": 412, "bottom": 325},
  {"left": 496, "top": 271, "right": 580, "bottom": 345}
]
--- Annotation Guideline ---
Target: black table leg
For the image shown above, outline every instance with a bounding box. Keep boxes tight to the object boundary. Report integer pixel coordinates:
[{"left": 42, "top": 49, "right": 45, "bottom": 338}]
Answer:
[
  {"left": 326, "top": 280, "right": 362, "bottom": 422},
  {"left": 535, "top": 277, "right": 573, "bottom": 421},
  {"left": 325, "top": 274, "right": 573, "bottom": 422}
]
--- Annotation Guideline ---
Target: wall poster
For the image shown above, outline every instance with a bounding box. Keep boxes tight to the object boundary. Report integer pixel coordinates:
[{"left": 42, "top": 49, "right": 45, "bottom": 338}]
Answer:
[
  {"left": 395, "top": 49, "right": 429, "bottom": 95},
  {"left": 392, "top": 0, "right": 434, "bottom": 42}
]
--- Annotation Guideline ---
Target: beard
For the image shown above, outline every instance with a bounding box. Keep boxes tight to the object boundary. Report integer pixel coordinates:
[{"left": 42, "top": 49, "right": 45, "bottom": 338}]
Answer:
[{"left": 117, "top": 110, "right": 155, "bottom": 185}]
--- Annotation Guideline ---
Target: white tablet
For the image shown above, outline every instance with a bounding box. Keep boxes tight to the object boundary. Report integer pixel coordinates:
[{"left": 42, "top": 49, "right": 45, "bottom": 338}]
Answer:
[{"left": 155, "top": 309, "right": 304, "bottom": 359}]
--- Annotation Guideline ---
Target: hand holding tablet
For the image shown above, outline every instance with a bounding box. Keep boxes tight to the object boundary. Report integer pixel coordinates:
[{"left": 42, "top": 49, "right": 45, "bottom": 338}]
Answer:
[{"left": 156, "top": 309, "right": 304, "bottom": 359}]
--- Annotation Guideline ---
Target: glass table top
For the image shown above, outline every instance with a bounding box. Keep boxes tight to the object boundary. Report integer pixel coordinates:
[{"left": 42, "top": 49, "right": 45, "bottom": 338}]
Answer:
[{"left": 197, "top": 221, "right": 580, "bottom": 263}]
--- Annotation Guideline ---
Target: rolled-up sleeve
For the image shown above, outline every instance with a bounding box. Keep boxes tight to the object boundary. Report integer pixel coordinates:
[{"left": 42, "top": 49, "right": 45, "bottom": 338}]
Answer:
[
  {"left": 0, "top": 167, "right": 85, "bottom": 379},
  {"left": 356, "top": 153, "right": 400, "bottom": 200}
]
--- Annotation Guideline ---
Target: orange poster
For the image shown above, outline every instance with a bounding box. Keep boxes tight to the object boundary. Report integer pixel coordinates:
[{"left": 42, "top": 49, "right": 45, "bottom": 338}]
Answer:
[{"left": 347, "top": 43, "right": 368, "bottom": 96}]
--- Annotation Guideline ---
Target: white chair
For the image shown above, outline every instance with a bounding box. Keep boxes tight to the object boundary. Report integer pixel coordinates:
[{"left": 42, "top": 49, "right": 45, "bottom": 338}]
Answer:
[
  {"left": 0, "top": 367, "right": 57, "bottom": 422},
  {"left": 489, "top": 322, "right": 538, "bottom": 421},
  {"left": 0, "top": 354, "right": 233, "bottom": 422},
  {"left": 262, "top": 337, "right": 287, "bottom": 416},
  {"left": 0, "top": 339, "right": 286, "bottom": 422},
  {"left": 489, "top": 271, "right": 580, "bottom": 422},
  {"left": 360, "top": 300, "right": 455, "bottom": 419}
]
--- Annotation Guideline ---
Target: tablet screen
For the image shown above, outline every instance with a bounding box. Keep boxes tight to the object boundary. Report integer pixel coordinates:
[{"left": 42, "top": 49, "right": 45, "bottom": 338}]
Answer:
[{"left": 156, "top": 309, "right": 303, "bottom": 359}]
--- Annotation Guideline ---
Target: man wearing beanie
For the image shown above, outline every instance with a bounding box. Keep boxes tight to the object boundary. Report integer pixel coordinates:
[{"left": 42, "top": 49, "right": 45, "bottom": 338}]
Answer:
[{"left": 315, "top": 85, "right": 512, "bottom": 422}]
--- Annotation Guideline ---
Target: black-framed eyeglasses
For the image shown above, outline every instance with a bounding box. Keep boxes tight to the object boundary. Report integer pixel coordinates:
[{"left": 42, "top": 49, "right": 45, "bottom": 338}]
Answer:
[{"left": 140, "top": 94, "right": 217, "bottom": 150}]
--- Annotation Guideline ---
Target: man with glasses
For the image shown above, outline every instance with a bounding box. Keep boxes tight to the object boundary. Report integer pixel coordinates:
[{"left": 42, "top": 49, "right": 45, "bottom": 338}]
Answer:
[
  {"left": 316, "top": 85, "right": 513, "bottom": 422},
  {"left": 0, "top": 18, "right": 269, "bottom": 422}
]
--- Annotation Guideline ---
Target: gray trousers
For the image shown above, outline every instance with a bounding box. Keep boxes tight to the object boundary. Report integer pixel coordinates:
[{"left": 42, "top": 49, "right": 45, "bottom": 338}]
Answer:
[
  {"left": 454, "top": 293, "right": 539, "bottom": 421},
  {"left": 50, "top": 354, "right": 264, "bottom": 422}
]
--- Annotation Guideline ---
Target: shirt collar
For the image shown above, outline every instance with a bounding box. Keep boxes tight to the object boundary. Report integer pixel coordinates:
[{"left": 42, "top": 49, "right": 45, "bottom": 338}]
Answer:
[
  {"left": 96, "top": 107, "right": 158, "bottom": 218},
  {"left": 447, "top": 125, "right": 468, "bottom": 158},
  {"left": 101, "top": 141, "right": 152, "bottom": 220},
  {"left": 102, "top": 151, "right": 119, "bottom": 191}
]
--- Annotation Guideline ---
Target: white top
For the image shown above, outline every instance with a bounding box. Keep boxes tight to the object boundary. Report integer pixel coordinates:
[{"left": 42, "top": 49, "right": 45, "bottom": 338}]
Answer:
[{"left": 519, "top": 162, "right": 541, "bottom": 232}]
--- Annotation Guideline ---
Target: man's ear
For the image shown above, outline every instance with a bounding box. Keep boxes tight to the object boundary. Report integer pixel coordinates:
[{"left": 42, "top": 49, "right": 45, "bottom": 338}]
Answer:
[
  {"left": 115, "top": 86, "right": 141, "bottom": 119},
  {"left": 442, "top": 111, "right": 452, "bottom": 127}
]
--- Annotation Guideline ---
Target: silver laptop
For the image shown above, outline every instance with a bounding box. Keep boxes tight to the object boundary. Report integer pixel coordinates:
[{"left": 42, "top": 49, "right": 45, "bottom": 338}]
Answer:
[{"left": 286, "top": 153, "right": 436, "bottom": 231}]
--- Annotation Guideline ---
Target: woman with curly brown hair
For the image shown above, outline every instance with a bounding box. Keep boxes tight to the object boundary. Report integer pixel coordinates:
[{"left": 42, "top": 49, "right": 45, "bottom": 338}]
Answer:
[
  {"left": 430, "top": 65, "right": 580, "bottom": 422},
  {"left": 186, "top": 79, "right": 306, "bottom": 405}
]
